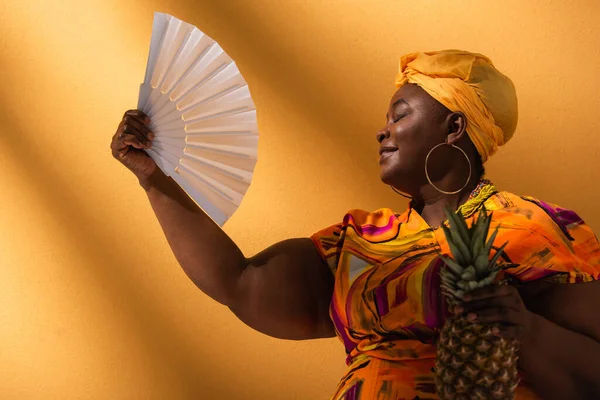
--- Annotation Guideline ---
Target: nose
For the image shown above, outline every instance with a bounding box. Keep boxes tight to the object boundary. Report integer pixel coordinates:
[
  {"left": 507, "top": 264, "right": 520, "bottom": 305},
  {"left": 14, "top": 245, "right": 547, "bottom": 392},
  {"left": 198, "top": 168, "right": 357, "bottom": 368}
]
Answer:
[{"left": 376, "top": 126, "right": 390, "bottom": 143}]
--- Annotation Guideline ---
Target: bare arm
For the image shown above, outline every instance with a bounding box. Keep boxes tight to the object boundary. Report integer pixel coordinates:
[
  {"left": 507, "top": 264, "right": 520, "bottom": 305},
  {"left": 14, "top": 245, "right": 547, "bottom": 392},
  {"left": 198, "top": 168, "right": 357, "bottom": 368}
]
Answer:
[
  {"left": 518, "top": 280, "right": 600, "bottom": 399},
  {"left": 143, "top": 170, "right": 335, "bottom": 340},
  {"left": 111, "top": 110, "right": 335, "bottom": 341}
]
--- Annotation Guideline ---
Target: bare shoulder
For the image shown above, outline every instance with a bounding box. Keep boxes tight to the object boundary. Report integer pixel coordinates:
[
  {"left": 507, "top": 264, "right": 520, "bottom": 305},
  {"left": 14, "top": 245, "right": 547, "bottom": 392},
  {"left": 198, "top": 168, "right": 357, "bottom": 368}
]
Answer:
[{"left": 231, "top": 238, "right": 336, "bottom": 340}]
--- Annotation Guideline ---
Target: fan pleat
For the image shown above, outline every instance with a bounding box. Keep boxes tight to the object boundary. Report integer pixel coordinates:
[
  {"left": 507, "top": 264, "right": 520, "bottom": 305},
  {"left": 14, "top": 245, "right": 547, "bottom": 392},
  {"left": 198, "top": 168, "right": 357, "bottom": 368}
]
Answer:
[
  {"left": 144, "top": 88, "right": 167, "bottom": 118},
  {"left": 185, "top": 109, "right": 257, "bottom": 134},
  {"left": 181, "top": 154, "right": 252, "bottom": 183},
  {"left": 151, "top": 19, "right": 189, "bottom": 89},
  {"left": 178, "top": 161, "right": 245, "bottom": 205},
  {"left": 182, "top": 86, "right": 254, "bottom": 122},
  {"left": 171, "top": 45, "right": 232, "bottom": 102},
  {"left": 149, "top": 142, "right": 182, "bottom": 167},
  {"left": 152, "top": 136, "right": 186, "bottom": 149},
  {"left": 146, "top": 148, "right": 177, "bottom": 176},
  {"left": 154, "top": 137, "right": 253, "bottom": 183},
  {"left": 151, "top": 141, "right": 184, "bottom": 159},
  {"left": 176, "top": 164, "right": 241, "bottom": 213},
  {"left": 170, "top": 171, "right": 228, "bottom": 225},
  {"left": 180, "top": 157, "right": 249, "bottom": 198},
  {"left": 177, "top": 63, "right": 246, "bottom": 111},
  {"left": 186, "top": 132, "right": 258, "bottom": 148},
  {"left": 141, "top": 14, "right": 169, "bottom": 95},
  {"left": 185, "top": 143, "right": 256, "bottom": 159},
  {"left": 152, "top": 117, "right": 185, "bottom": 133},
  {"left": 146, "top": 90, "right": 174, "bottom": 119},
  {"left": 147, "top": 99, "right": 179, "bottom": 126},
  {"left": 160, "top": 30, "right": 215, "bottom": 95},
  {"left": 184, "top": 147, "right": 256, "bottom": 172}
]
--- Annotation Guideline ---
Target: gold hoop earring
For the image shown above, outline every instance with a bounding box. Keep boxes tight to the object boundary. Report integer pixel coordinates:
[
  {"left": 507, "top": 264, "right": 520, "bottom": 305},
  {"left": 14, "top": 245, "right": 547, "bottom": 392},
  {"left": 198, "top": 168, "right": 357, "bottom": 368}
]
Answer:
[
  {"left": 425, "top": 142, "right": 472, "bottom": 195},
  {"left": 389, "top": 185, "right": 412, "bottom": 199}
]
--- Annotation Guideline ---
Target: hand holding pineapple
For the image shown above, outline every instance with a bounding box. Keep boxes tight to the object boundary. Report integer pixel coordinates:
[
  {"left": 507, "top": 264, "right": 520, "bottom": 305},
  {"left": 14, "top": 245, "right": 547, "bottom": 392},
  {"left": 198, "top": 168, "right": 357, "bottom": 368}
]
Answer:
[{"left": 451, "top": 284, "right": 533, "bottom": 342}]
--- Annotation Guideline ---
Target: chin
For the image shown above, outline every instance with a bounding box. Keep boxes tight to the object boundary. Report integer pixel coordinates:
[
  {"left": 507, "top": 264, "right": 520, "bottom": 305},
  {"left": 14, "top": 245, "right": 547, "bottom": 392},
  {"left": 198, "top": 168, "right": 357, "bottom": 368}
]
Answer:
[
  {"left": 379, "top": 171, "right": 403, "bottom": 190},
  {"left": 379, "top": 168, "right": 397, "bottom": 186},
  {"left": 379, "top": 166, "right": 414, "bottom": 193},
  {"left": 380, "top": 174, "right": 391, "bottom": 186},
  {"left": 379, "top": 156, "right": 406, "bottom": 184}
]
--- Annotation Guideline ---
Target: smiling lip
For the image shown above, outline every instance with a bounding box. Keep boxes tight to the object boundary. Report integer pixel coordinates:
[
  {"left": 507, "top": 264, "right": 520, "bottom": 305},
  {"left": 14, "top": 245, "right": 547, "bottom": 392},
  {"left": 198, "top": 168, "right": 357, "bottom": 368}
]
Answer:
[
  {"left": 378, "top": 147, "right": 398, "bottom": 164},
  {"left": 379, "top": 147, "right": 398, "bottom": 156}
]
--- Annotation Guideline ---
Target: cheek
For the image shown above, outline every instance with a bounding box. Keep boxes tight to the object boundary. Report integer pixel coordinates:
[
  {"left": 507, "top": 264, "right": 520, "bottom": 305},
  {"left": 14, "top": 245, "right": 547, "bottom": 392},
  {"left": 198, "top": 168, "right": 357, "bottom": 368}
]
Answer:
[
  {"left": 392, "top": 120, "right": 442, "bottom": 156},
  {"left": 394, "top": 147, "right": 424, "bottom": 173},
  {"left": 390, "top": 119, "right": 421, "bottom": 143},
  {"left": 390, "top": 125, "right": 422, "bottom": 157},
  {"left": 391, "top": 130, "right": 434, "bottom": 173}
]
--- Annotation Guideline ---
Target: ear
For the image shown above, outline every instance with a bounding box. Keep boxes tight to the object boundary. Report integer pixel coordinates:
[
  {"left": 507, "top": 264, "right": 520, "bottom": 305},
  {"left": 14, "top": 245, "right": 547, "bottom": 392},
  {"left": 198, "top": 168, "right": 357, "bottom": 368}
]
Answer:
[{"left": 445, "top": 112, "right": 468, "bottom": 145}]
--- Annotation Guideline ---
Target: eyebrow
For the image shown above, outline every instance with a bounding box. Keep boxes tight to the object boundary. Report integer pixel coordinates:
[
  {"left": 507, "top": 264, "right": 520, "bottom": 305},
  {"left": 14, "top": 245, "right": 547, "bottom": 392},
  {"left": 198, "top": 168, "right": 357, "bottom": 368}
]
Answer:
[{"left": 386, "top": 98, "right": 409, "bottom": 120}]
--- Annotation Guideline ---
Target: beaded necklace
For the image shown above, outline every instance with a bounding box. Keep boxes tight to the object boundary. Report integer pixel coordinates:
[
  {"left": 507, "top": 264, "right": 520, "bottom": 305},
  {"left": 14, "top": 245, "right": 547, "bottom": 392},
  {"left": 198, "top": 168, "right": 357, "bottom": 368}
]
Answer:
[{"left": 456, "top": 178, "right": 497, "bottom": 218}]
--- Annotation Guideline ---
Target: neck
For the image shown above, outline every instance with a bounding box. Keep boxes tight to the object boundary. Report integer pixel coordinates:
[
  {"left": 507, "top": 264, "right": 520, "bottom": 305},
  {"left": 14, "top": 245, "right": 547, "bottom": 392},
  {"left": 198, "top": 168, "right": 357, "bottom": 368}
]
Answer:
[{"left": 411, "top": 177, "right": 482, "bottom": 228}]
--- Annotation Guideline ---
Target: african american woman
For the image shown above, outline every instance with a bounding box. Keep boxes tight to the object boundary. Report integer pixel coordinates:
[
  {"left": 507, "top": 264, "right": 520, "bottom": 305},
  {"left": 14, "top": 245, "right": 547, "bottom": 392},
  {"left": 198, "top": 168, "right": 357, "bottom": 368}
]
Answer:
[{"left": 110, "top": 50, "right": 600, "bottom": 399}]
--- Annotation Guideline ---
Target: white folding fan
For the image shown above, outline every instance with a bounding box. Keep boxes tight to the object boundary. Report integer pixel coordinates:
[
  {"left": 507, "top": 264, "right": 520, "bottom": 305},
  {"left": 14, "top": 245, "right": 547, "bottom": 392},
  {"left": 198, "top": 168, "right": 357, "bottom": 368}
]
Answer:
[{"left": 137, "top": 12, "right": 258, "bottom": 226}]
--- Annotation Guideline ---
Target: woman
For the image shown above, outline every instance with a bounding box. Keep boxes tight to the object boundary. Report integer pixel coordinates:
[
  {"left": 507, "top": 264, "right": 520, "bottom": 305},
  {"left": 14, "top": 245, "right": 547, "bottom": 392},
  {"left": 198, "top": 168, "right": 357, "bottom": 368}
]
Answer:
[{"left": 110, "top": 50, "right": 600, "bottom": 399}]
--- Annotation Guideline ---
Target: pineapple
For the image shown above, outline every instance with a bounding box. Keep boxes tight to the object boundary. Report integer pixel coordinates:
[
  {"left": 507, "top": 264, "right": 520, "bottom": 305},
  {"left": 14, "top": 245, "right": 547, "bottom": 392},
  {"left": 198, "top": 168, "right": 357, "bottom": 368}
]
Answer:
[{"left": 434, "top": 206, "right": 520, "bottom": 400}]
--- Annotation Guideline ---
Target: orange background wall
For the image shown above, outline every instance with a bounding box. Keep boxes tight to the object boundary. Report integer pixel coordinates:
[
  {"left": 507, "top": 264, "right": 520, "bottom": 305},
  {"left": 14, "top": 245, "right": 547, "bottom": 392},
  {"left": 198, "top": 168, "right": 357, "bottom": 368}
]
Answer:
[{"left": 1, "top": 1, "right": 598, "bottom": 398}]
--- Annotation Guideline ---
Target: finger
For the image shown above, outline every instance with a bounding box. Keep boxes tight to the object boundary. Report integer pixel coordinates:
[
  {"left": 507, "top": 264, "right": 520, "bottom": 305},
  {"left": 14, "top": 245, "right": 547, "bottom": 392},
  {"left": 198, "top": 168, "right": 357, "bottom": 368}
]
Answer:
[
  {"left": 123, "top": 109, "right": 151, "bottom": 125},
  {"left": 466, "top": 307, "right": 521, "bottom": 325},
  {"left": 122, "top": 116, "right": 154, "bottom": 140},
  {"left": 111, "top": 131, "right": 130, "bottom": 159},
  {"left": 461, "top": 297, "right": 521, "bottom": 314},
  {"left": 463, "top": 285, "right": 513, "bottom": 302},
  {"left": 121, "top": 125, "right": 152, "bottom": 148},
  {"left": 119, "top": 133, "right": 149, "bottom": 150},
  {"left": 492, "top": 325, "right": 522, "bottom": 340}
]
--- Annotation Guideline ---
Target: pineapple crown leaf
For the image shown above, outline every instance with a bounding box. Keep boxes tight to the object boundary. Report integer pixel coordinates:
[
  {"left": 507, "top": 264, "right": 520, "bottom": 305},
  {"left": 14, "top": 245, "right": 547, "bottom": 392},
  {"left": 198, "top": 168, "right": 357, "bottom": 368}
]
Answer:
[
  {"left": 460, "top": 266, "right": 477, "bottom": 281},
  {"left": 444, "top": 206, "right": 471, "bottom": 245},
  {"left": 501, "top": 263, "right": 521, "bottom": 271},
  {"left": 488, "top": 241, "right": 509, "bottom": 269},
  {"left": 439, "top": 204, "right": 513, "bottom": 304},
  {"left": 439, "top": 254, "right": 463, "bottom": 276}
]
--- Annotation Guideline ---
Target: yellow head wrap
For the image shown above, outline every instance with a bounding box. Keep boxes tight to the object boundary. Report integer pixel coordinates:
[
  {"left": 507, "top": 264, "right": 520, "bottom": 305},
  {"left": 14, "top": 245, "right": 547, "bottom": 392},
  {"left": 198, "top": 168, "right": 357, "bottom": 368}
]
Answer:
[{"left": 394, "top": 50, "right": 518, "bottom": 163}]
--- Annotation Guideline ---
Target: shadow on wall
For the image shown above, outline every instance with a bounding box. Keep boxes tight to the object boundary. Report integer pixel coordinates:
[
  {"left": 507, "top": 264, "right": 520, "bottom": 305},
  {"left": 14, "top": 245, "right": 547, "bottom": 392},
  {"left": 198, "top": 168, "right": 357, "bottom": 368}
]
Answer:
[
  {"left": 168, "top": 0, "right": 388, "bottom": 188},
  {"left": 0, "top": 73, "right": 267, "bottom": 400},
  {"left": 1, "top": 2, "right": 368, "bottom": 397}
]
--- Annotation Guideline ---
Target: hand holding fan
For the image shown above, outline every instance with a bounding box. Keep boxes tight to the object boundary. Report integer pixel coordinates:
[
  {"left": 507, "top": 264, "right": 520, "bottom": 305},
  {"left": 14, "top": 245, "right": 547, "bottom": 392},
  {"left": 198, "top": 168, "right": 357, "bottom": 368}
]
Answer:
[{"left": 138, "top": 12, "right": 258, "bottom": 226}]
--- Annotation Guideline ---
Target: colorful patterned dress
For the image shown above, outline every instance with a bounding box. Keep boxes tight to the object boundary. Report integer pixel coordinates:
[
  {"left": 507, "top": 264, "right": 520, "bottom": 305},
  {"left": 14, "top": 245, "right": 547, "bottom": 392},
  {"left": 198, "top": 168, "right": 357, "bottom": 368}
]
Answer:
[{"left": 311, "top": 187, "right": 600, "bottom": 400}]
